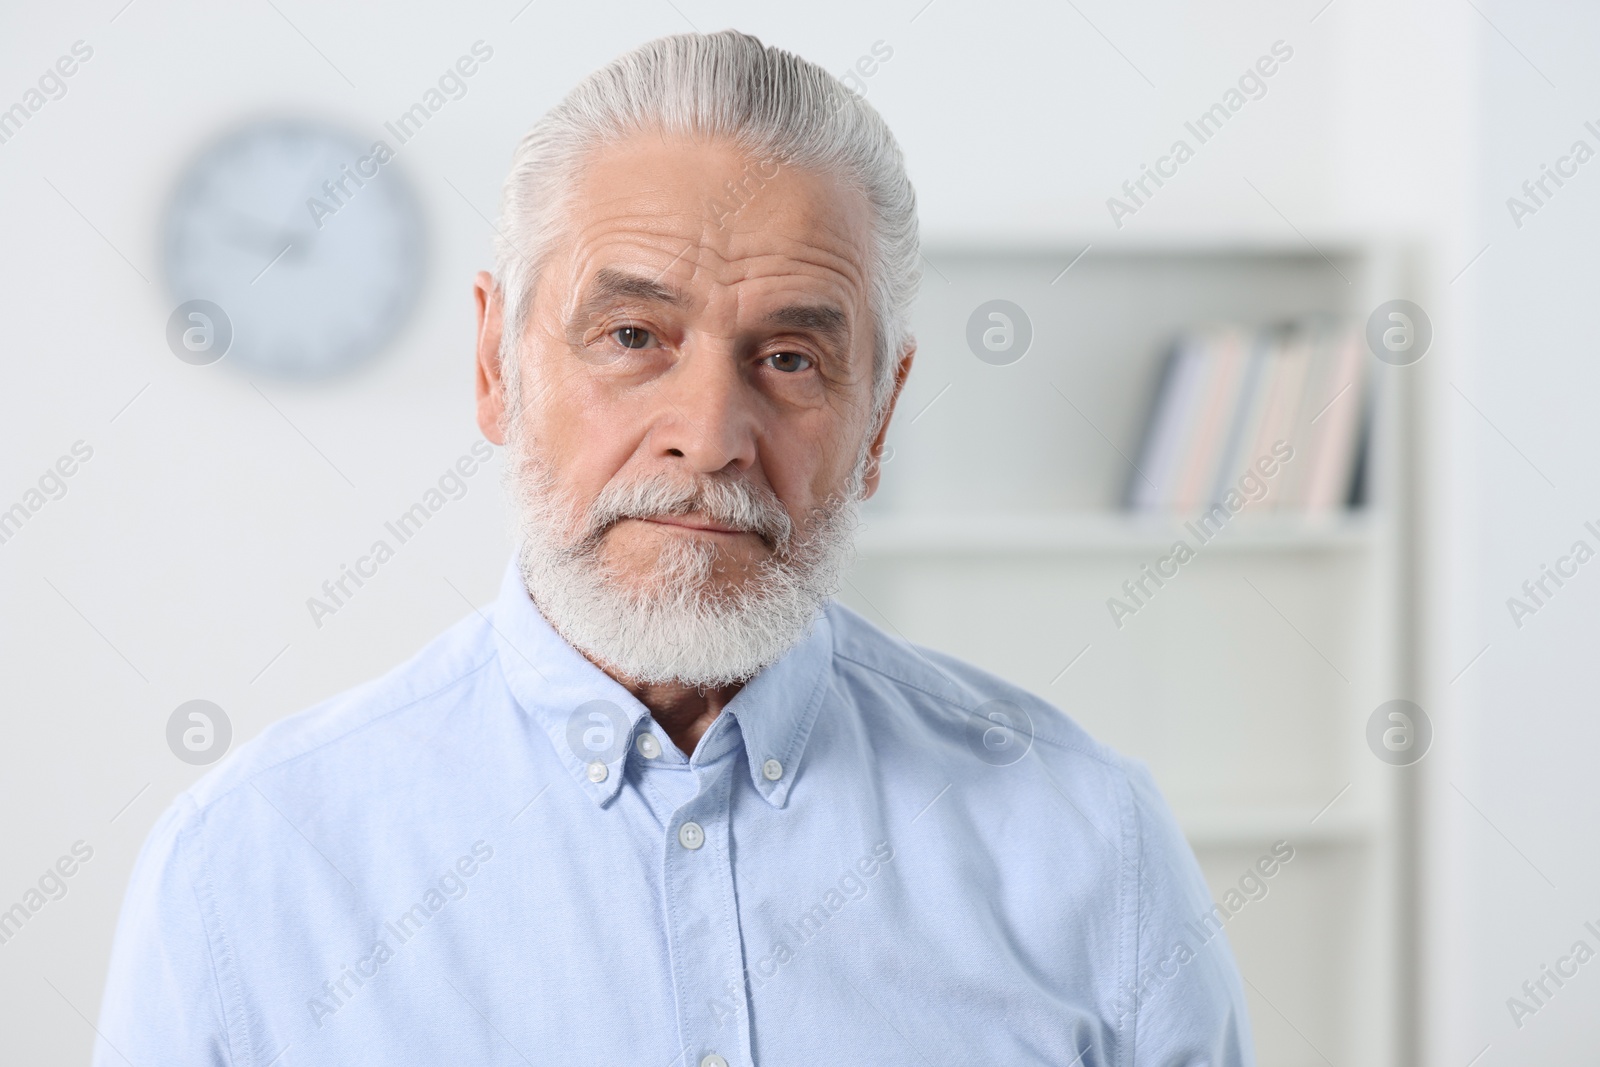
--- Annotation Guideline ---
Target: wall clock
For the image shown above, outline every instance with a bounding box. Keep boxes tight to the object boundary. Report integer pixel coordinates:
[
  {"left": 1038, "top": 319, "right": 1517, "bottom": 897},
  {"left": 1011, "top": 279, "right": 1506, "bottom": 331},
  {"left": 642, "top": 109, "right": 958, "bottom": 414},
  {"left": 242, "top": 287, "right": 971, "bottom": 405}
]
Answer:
[{"left": 162, "top": 117, "right": 425, "bottom": 379}]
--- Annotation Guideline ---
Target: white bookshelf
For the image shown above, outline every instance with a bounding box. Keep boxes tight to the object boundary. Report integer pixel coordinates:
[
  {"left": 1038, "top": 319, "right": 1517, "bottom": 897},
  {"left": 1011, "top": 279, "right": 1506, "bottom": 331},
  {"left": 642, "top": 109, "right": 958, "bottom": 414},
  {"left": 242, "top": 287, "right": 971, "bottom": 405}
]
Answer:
[{"left": 839, "top": 241, "right": 1418, "bottom": 1067}]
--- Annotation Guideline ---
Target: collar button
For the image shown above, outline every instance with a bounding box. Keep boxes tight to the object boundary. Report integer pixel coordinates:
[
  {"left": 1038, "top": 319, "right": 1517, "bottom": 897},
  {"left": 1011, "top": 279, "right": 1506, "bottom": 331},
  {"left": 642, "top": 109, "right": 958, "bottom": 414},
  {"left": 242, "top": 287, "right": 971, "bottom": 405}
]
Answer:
[{"left": 762, "top": 758, "right": 784, "bottom": 781}]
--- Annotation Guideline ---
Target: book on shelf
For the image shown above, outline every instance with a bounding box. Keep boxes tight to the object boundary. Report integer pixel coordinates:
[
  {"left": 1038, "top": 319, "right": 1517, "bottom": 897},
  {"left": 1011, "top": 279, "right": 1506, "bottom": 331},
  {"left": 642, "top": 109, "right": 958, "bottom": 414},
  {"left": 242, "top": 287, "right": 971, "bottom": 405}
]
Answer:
[{"left": 1126, "top": 319, "right": 1368, "bottom": 515}]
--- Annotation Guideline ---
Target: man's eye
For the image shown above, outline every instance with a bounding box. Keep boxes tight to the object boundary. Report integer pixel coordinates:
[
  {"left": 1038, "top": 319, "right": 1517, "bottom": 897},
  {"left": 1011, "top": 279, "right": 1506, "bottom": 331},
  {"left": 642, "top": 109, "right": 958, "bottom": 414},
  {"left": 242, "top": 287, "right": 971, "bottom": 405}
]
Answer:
[
  {"left": 765, "top": 351, "right": 812, "bottom": 373},
  {"left": 611, "top": 326, "right": 653, "bottom": 349}
]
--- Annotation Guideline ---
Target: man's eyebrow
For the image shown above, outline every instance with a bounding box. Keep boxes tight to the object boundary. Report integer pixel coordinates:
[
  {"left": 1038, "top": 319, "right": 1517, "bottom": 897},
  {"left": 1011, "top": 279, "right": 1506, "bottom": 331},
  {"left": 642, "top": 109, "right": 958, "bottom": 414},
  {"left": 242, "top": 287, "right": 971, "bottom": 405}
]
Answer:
[
  {"left": 571, "top": 273, "right": 849, "bottom": 345},
  {"left": 764, "top": 304, "right": 849, "bottom": 343},
  {"left": 581, "top": 267, "right": 687, "bottom": 308}
]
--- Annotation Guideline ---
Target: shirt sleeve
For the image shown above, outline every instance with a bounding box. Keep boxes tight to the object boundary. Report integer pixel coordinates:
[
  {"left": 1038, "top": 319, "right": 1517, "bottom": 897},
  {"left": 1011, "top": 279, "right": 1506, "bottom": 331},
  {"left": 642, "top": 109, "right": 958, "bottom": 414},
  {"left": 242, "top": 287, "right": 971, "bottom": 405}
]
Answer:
[
  {"left": 96, "top": 795, "right": 236, "bottom": 1067},
  {"left": 1123, "top": 760, "right": 1256, "bottom": 1067}
]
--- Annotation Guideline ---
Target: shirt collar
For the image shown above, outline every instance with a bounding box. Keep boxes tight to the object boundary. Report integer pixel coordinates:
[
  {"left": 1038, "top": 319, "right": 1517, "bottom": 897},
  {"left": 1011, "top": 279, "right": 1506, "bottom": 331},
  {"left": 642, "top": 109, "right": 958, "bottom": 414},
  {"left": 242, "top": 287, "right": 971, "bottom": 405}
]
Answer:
[{"left": 490, "top": 556, "right": 833, "bottom": 809}]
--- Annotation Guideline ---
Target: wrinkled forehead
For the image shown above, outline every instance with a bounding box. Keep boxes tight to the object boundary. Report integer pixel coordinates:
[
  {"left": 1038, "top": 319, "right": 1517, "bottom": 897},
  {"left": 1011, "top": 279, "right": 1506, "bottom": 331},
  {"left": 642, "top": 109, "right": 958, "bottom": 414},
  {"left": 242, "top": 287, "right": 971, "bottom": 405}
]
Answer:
[{"left": 537, "top": 132, "right": 878, "bottom": 333}]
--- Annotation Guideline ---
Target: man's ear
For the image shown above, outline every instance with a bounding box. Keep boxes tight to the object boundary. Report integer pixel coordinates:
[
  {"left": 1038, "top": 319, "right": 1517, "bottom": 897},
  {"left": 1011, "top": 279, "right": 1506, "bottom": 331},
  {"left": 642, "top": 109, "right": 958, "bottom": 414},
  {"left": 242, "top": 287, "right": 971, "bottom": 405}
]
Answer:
[
  {"left": 474, "top": 271, "right": 508, "bottom": 445},
  {"left": 861, "top": 345, "right": 916, "bottom": 500}
]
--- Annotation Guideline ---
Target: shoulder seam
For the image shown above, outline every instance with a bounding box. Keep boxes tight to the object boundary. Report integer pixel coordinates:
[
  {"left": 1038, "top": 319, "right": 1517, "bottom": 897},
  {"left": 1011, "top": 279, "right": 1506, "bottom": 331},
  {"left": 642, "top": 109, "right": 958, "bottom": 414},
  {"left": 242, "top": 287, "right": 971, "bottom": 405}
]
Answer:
[
  {"left": 831, "top": 645, "right": 1123, "bottom": 771},
  {"left": 188, "top": 648, "right": 499, "bottom": 815}
]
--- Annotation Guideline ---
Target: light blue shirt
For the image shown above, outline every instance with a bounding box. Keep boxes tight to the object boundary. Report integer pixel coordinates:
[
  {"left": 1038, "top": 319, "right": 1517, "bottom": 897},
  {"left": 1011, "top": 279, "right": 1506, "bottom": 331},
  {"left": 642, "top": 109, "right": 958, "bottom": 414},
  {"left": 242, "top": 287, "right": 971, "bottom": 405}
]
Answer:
[{"left": 98, "top": 558, "right": 1253, "bottom": 1065}]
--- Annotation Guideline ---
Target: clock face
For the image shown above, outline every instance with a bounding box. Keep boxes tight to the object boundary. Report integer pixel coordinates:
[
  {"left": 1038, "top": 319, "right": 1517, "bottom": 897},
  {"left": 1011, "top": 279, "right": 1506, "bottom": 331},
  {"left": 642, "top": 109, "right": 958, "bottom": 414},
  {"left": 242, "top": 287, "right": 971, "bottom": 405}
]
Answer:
[{"left": 163, "top": 118, "right": 425, "bottom": 379}]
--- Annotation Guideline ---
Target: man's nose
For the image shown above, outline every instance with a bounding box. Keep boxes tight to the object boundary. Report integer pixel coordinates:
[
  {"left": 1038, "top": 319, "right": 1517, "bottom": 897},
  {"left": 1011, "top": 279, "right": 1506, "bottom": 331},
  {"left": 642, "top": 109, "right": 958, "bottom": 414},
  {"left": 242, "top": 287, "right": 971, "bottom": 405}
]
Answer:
[{"left": 646, "top": 341, "right": 759, "bottom": 475}]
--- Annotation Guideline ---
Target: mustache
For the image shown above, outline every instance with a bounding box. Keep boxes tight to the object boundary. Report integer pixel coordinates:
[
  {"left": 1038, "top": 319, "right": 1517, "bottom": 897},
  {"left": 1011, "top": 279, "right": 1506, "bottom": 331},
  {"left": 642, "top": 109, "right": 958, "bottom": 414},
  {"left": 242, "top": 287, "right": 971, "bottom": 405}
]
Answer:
[{"left": 581, "top": 472, "right": 794, "bottom": 551}]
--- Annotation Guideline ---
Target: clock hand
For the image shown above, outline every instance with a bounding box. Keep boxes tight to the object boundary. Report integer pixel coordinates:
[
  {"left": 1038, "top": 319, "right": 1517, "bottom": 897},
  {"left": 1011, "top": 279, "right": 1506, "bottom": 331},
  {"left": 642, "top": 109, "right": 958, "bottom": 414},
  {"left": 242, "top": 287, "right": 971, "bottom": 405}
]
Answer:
[
  {"left": 222, "top": 227, "right": 288, "bottom": 257},
  {"left": 281, "top": 150, "right": 353, "bottom": 234},
  {"left": 272, "top": 226, "right": 317, "bottom": 261},
  {"left": 222, "top": 208, "right": 287, "bottom": 240},
  {"left": 215, "top": 209, "right": 295, "bottom": 256}
]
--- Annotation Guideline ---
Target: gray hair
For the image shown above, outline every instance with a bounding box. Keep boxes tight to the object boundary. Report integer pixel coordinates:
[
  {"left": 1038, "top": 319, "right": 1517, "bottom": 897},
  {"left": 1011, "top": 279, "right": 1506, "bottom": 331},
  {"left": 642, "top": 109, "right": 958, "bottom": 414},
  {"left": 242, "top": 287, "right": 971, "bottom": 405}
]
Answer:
[{"left": 492, "top": 30, "right": 920, "bottom": 427}]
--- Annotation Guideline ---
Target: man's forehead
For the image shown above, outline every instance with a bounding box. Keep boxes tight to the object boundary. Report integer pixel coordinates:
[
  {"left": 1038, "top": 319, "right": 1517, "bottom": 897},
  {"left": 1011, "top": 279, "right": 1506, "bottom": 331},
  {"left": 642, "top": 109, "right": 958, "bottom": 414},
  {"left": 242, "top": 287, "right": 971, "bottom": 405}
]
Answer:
[{"left": 547, "top": 132, "right": 876, "bottom": 306}]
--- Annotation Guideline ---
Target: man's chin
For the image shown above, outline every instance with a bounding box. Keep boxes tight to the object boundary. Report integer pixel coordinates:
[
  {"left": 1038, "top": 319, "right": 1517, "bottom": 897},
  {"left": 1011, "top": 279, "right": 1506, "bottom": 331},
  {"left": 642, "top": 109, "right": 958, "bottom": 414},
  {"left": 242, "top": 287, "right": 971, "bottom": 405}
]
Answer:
[
  {"left": 605, "top": 566, "right": 775, "bottom": 612},
  {"left": 598, "top": 530, "right": 773, "bottom": 594},
  {"left": 511, "top": 478, "right": 859, "bottom": 689},
  {"left": 517, "top": 538, "right": 825, "bottom": 689}
]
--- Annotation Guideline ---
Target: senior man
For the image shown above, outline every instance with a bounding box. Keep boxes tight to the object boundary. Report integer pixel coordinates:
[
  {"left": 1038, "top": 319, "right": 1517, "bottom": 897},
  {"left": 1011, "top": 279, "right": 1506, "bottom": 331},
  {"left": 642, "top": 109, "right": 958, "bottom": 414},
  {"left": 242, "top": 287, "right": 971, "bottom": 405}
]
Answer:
[{"left": 100, "top": 30, "right": 1252, "bottom": 1066}]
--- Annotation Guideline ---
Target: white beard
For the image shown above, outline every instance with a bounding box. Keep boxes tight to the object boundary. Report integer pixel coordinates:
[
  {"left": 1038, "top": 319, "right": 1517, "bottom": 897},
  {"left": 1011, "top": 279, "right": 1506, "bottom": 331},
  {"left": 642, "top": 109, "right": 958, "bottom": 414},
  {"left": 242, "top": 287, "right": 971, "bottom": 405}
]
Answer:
[{"left": 504, "top": 431, "right": 865, "bottom": 689}]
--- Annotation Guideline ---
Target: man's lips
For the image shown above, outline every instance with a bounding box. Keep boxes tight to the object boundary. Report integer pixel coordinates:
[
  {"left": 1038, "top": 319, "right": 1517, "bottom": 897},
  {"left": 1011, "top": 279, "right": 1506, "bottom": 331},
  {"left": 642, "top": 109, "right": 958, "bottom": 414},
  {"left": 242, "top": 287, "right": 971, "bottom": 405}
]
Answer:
[{"left": 634, "top": 515, "right": 752, "bottom": 536}]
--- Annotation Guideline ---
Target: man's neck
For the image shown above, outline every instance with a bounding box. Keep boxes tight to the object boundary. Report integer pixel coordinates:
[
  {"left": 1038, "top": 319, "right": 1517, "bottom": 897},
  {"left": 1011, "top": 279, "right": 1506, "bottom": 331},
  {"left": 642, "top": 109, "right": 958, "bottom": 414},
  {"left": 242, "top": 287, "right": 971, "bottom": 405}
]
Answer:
[{"left": 621, "top": 678, "right": 744, "bottom": 756}]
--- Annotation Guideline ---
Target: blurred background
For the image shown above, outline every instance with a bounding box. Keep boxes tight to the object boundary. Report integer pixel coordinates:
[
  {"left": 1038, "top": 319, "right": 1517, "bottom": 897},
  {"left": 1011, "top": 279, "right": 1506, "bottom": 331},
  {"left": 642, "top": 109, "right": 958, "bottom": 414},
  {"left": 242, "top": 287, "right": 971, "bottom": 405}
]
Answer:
[{"left": 1, "top": 0, "right": 1594, "bottom": 1062}]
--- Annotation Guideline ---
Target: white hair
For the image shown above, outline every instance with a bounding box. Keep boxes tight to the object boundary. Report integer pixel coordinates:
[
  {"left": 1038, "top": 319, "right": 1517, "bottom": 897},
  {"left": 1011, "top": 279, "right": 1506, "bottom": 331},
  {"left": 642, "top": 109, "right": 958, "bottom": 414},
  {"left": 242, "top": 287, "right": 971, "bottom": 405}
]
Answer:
[{"left": 492, "top": 29, "right": 921, "bottom": 425}]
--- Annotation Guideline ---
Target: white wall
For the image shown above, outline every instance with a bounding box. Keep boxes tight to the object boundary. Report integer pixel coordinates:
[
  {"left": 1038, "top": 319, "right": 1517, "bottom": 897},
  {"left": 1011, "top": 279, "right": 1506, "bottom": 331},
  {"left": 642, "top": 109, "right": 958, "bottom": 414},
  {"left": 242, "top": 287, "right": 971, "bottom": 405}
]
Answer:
[{"left": 1430, "top": 1, "right": 1600, "bottom": 1063}]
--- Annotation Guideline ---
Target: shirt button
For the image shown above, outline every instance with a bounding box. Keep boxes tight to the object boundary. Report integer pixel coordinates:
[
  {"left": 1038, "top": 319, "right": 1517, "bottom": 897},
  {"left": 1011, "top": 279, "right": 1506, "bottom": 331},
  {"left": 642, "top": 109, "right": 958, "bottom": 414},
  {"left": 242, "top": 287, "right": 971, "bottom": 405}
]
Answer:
[
  {"left": 678, "top": 821, "right": 705, "bottom": 850},
  {"left": 762, "top": 758, "right": 784, "bottom": 781},
  {"left": 586, "top": 760, "right": 608, "bottom": 783},
  {"left": 635, "top": 733, "right": 662, "bottom": 759},
  {"left": 700, "top": 1055, "right": 728, "bottom": 1067}
]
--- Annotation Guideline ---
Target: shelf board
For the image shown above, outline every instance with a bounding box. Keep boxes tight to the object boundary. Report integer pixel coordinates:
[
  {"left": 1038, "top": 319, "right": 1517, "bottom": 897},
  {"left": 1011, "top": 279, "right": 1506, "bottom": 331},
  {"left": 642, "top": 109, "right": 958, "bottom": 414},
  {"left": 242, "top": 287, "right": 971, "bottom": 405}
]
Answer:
[{"left": 852, "top": 512, "right": 1376, "bottom": 557}]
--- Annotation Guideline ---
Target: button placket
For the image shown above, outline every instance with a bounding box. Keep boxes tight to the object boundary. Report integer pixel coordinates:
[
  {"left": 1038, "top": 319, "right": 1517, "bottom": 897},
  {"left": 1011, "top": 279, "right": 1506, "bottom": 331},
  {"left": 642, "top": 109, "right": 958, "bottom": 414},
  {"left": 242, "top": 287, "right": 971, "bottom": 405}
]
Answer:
[{"left": 661, "top": 752, "right": 755, "bottom": 1067}]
